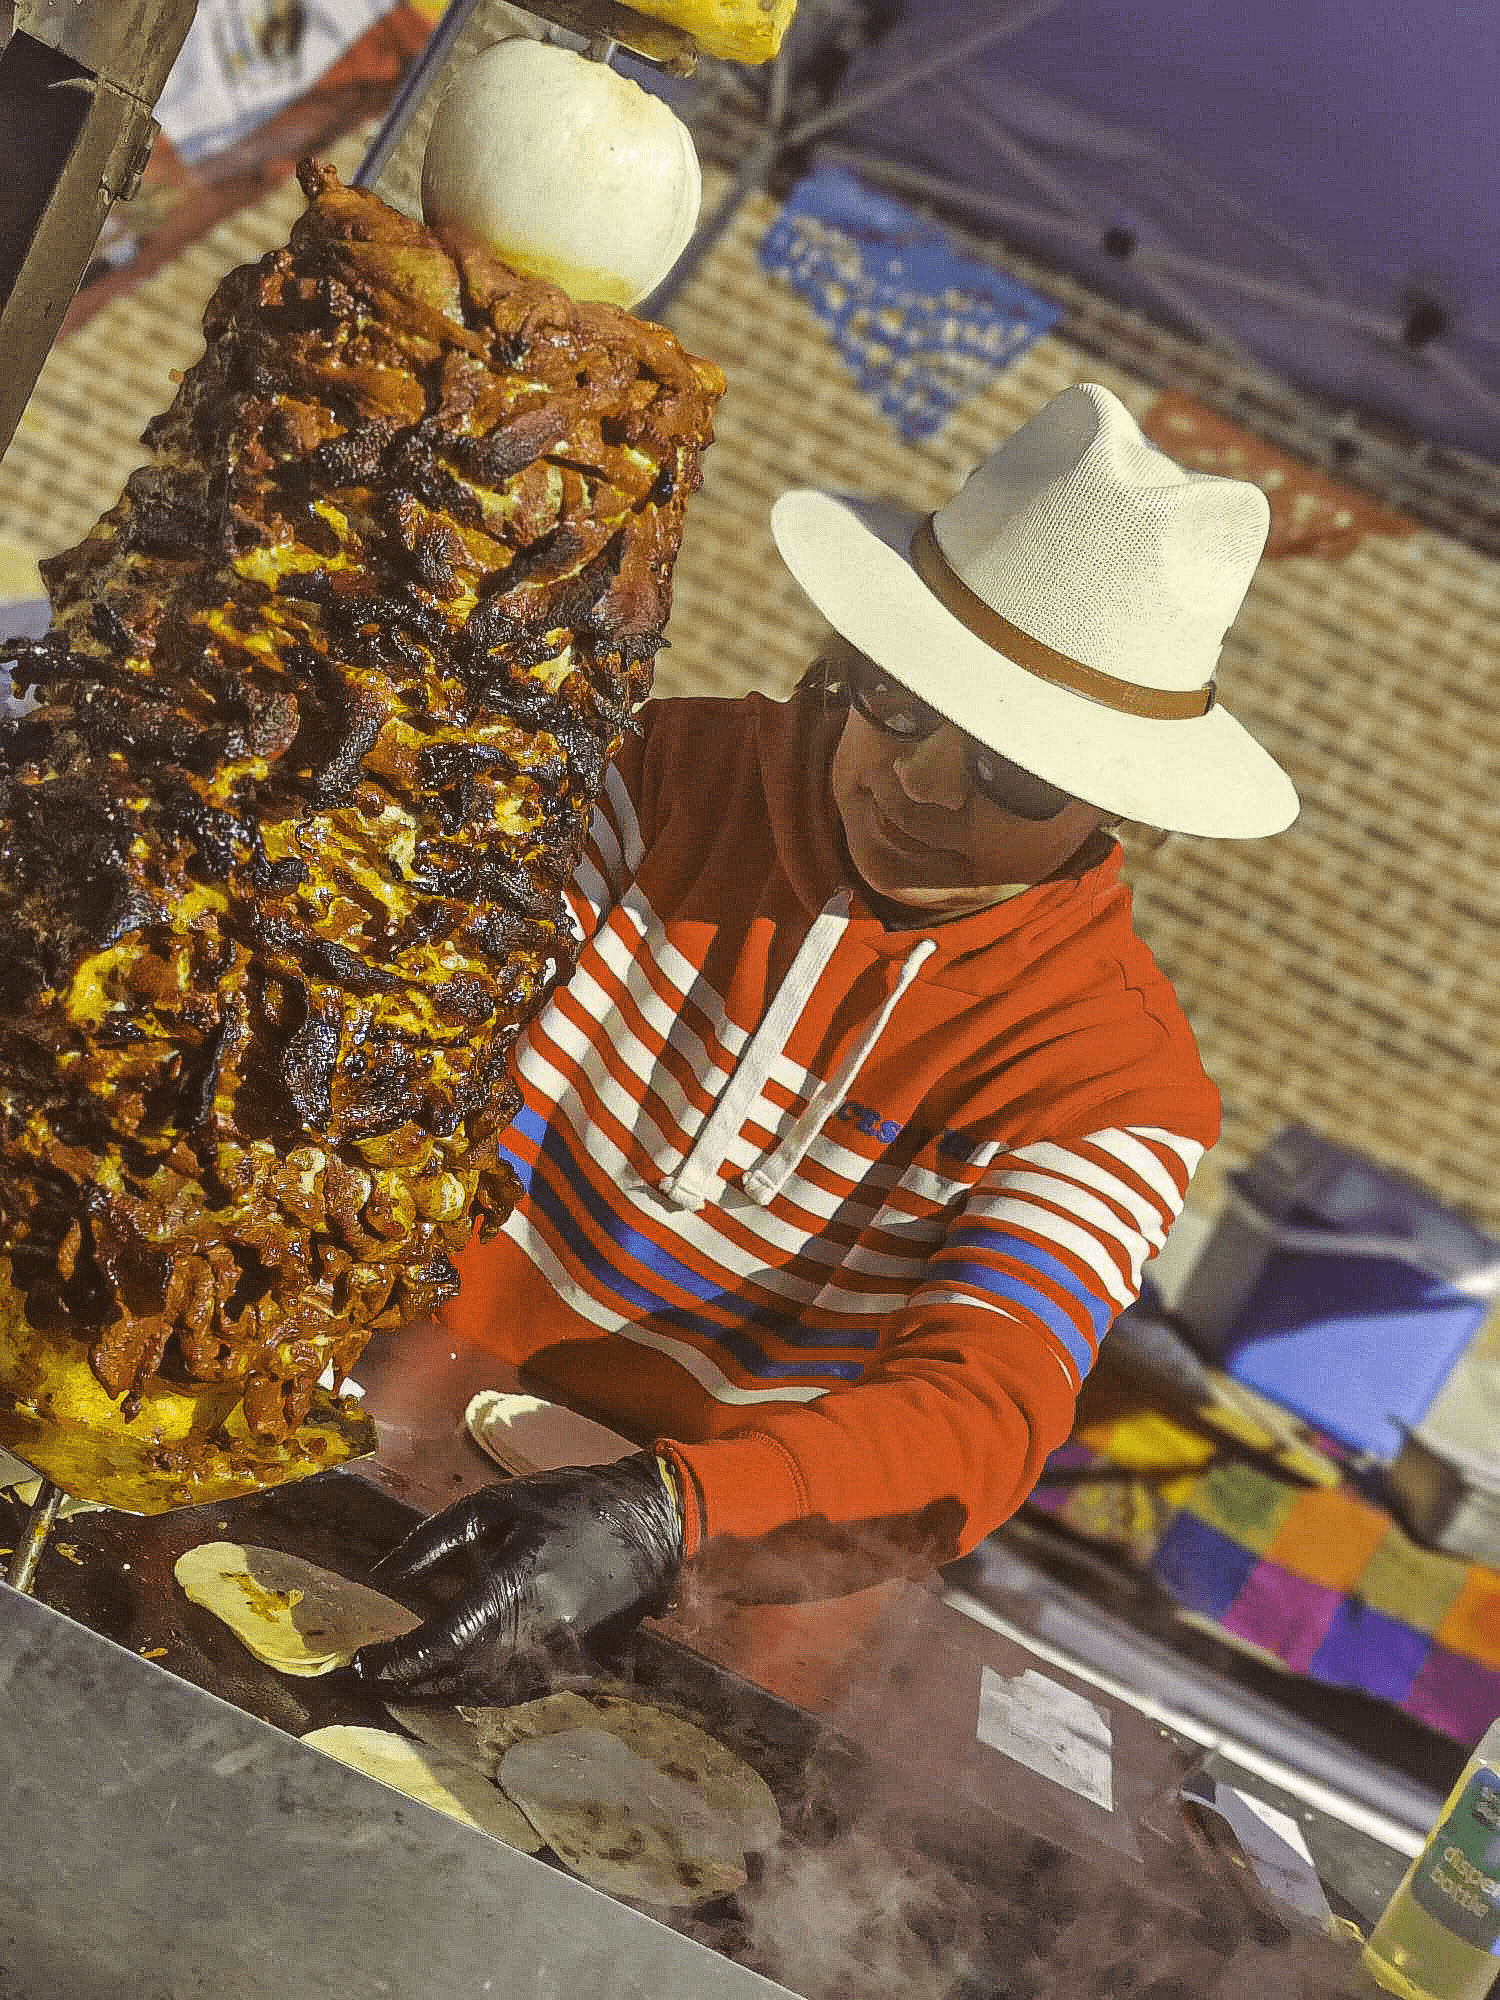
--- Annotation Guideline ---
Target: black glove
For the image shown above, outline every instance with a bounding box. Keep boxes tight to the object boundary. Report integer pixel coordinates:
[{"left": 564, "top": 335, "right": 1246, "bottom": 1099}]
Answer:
[{"left": 349, "top": 1453, "right": 683, "bottom": 1697}]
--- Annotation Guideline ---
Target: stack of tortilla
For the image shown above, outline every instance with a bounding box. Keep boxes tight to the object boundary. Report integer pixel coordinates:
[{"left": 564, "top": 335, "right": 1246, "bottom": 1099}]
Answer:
[{"left": 173, "top": 1542, "right": 779, "bottom": 1906}]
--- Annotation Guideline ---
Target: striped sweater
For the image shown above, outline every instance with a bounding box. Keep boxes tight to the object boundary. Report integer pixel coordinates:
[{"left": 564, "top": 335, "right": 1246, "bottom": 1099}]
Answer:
[{"left": 446, "top": 692, "right": 1221, "bottom": 1570}]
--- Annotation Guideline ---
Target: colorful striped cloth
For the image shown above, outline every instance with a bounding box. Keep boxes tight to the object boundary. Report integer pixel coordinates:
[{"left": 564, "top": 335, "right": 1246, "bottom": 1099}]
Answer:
[{"left": 1030, "top": 1405, "right": 1500, "bottom": 1745}]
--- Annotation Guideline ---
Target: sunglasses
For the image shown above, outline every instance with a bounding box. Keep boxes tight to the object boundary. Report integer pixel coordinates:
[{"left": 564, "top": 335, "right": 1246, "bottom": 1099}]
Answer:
[{"left": 845, "top": 656, "right": 1075, "bottom": 822}]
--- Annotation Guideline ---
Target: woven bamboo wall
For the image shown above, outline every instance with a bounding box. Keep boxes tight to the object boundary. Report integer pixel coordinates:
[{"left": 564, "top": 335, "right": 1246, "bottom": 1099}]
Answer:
[{"left": 1, "top": 145, "right": 1495, "bottom": 1258}]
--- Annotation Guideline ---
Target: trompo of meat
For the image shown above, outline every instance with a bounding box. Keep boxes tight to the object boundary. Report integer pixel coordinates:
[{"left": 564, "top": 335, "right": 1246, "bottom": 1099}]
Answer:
[{"left": 0, "top": 159, "right": 723, "bottom": 1478}]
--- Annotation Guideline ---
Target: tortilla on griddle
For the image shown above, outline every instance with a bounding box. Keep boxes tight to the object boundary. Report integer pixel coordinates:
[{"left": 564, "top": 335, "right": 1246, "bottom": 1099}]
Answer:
[
  {"left": 301, "top": 1725, "right": 543, "bottom": 1850},
  {"left": 498, "top": 1725, "right": 750, "bottom": 1906},
  {"left": 173, "top": 1541, "right": 419, "bottom": 1675},
  {"left": 462, "top": 1689, "right": 781, "bottom": 1852},
  {"left": 383, "top": 1700, "right": 502, "bottom": 1769}
]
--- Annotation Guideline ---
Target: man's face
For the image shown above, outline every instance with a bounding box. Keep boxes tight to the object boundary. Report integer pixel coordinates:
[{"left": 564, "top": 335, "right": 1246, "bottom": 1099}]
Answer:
[{"left": 829, "top": 656, "right": 1110, "bottom": 915}]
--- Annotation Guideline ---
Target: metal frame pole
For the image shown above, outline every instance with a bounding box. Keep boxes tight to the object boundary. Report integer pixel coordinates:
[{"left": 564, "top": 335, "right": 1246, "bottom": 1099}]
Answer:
[{"left": 6, "top": 1477, "right": 63, "bottom": 1594}]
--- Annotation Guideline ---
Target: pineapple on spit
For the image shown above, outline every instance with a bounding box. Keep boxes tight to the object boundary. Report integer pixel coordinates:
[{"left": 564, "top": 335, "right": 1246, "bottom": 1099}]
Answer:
[{"left": 0, "top": 101, "right": 724, "bottom": 1510}]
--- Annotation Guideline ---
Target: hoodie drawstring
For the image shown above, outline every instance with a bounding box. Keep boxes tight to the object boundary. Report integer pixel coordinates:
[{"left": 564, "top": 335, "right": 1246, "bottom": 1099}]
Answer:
[
  {"left": 659, "top": 896, "right": 936, "bottom": 1212},
  {"left": 743, "top": 938, "right": 937, "bottom": 1206}
]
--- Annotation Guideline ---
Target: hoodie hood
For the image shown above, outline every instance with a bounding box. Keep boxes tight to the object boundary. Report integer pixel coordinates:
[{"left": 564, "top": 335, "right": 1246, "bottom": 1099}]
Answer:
[{"left": 649, "top": 693, "right": 1147, "bottom": 1211}]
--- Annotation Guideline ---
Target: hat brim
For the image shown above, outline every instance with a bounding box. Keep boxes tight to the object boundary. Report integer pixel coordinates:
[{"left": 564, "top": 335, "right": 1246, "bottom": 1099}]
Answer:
[{"left": 771, "top": 489, "right": 1299, "bottom": 839}]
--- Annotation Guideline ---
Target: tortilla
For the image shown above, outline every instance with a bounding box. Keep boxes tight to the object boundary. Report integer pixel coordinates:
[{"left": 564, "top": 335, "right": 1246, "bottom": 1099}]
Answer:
[
  {"left": 173, "top": 1541, "right": 419, "bottom": 1675},
  {"left": 461, "top": 1689, "right": 781, "bottom": 1853},
  {"left": 463, "top": 1387, "right": 631, "bottom": 1477},
  {"left": 300, "top": 1725, "right": 542, "bottom": 1851},
  {"left": 498, "top": 1726, "right": 750, "bottom": 1906},
  {"left": 382, "top": 1700, "right": 512, "bottom": 1773}
]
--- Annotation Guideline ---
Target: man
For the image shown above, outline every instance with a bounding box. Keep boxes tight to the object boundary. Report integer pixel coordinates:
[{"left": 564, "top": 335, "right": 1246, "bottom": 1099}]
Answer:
[{"left": 351, "top": 381, "right": 1298, "bottom": 1695}]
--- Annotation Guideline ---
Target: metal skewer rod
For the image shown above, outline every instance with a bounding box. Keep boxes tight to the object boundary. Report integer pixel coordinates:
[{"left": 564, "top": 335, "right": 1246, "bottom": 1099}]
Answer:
[
  {"left": 6, "top": 1478, "right": 64, "bottom": 1594},
  {"left": 354, "top": 0, "right": 485, "bottom": 189}
]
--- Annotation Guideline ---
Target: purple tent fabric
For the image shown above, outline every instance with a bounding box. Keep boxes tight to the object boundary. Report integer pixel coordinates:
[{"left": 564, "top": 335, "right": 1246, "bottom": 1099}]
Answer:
[{"left": 818, "top": 0, "right": 1500, "bottom": 462}]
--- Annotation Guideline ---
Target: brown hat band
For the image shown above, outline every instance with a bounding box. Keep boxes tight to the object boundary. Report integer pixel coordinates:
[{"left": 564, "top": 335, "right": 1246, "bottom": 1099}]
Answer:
[{"left": 909, "top": 515, "right": 1216, "bottom": 721}]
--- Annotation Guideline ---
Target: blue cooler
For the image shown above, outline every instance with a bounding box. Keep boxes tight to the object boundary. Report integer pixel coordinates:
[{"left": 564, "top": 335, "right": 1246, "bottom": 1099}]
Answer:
[{"left": 1174, "top": 1127, "right": 1499, "bottom": 1463}]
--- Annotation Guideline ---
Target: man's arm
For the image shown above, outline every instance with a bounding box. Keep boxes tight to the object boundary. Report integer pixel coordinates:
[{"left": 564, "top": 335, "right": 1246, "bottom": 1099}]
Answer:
[
  {"left": 659, "top": 1124, "right": 1206, "bottom": 1577},
  {"left": 349, "top": 1122, "right": 1204, "bottom": 1686}
]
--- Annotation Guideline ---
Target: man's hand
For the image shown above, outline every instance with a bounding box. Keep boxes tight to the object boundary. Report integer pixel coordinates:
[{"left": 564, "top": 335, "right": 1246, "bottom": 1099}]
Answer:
[{"left": 348, "top": 1453, "right": 683, "bottom": 1698}]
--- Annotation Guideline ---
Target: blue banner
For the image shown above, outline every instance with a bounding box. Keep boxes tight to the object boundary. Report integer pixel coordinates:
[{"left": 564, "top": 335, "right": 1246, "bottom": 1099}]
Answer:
[{"left": 759, "top": 165, "right": 1060, "bottom": 441}]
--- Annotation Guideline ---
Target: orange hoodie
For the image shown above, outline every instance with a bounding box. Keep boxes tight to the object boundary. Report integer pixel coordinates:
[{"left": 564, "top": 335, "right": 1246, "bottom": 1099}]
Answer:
[{"left": 446, "top": 692, "right": 1220, "bottom": 1569}]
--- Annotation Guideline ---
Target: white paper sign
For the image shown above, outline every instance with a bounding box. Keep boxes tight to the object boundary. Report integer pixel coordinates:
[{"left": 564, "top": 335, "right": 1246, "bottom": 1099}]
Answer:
[
  {"left": 976, "top": 1664, "right": 1114, "bottom": 1811},
  {"left": 1238, "top": 1790, "right": 1319, "bottom": 1868}
]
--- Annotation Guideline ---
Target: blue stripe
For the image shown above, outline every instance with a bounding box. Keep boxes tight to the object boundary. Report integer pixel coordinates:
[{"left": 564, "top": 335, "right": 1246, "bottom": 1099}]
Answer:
[
  {"left": 496, "top": 1103, "right": 551, "bottom": 1192},
  {"left": 511, "top": 1103, "right": 550, "bottom": 1147},
  {"left": 515, "top": 1121, "right": 869, "bottom": 1382},
  {"left": 927, "top": 1256, "right": 1099, "bottom": 1383},
  {"left": 947, "top": 1227, "right": 1114, "bottom": 1338},
  {"left": 526, "top": 1172, "right": 862, "bottom": 1383},
  {"left": 653, "top": 1303, "right": 864, "bottom": 1383}
]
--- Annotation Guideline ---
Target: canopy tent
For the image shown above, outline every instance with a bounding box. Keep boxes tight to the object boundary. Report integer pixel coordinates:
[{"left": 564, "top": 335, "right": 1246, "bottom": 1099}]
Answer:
[{"left": 646, "top": 0, "right": 1500, "bottom": 467}]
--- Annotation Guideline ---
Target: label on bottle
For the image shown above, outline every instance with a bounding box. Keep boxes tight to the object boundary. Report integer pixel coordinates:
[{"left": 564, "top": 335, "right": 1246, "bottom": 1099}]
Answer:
[{"left": 1410, "top": 1767, "right": 1500, "bottom": 1955}]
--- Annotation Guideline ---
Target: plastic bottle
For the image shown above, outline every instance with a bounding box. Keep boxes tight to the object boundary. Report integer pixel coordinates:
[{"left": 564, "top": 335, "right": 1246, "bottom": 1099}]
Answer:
[{"left": 1362, "top": 1718, "right": 1500, "bottom": 2000}]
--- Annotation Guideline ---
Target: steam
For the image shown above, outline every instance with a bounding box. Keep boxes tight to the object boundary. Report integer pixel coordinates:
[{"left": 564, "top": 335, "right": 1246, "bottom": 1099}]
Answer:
[
  {"left": 1026, "top": 1875, "right": 1360, "bottom": 2000},
  {"left": 728, "top": 1790, "right": 1362, "bottom": 2000},
  {"left": 737, "top": 1826, "right": 991, "bottom": 1999}
]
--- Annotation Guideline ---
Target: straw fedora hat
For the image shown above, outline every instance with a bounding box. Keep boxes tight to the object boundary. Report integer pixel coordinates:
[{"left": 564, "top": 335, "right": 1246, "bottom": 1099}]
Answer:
[{"left": 770, "top": 382, "right": 1298, "bottom": 838}]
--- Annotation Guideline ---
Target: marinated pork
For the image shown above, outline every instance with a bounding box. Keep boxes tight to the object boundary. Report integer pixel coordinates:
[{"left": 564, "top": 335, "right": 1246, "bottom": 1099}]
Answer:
[{"left": 0, "top": 161, "right": 723, "bottom": 1478}]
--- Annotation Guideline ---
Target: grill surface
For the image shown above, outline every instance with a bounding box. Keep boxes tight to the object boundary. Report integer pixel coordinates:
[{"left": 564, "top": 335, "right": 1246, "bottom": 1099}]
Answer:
[{"left": 4, "top": 1464, "right": 1366, "bottom": 1999}]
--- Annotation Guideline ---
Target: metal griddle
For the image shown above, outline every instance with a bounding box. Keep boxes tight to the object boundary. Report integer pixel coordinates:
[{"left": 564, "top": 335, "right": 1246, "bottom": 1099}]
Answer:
[
  {"left": 2, "top": 1584, "right": 806, "bottom": 2000},
  {"left": 1, "top": 1364, "right": 1368, "bottom": 2000},
  {"left": 0, "top": 1463, "right": 1047, "bottom": 1997}
]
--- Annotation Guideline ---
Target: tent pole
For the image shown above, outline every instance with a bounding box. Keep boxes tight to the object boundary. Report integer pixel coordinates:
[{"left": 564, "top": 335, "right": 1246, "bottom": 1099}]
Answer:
[
  {"left": 646, "top": 0, "right": 1069, "bottom": 318},
  {"left": 818, "top": 138, "right": 1243, "bottom": 358},
  {"left": 641, "top": 44, "right": 792, "bottom": 316},
  {"left": 783, "top": 0, "right": 1070, "bottom": 149},
  {"left": 962, "top": 99, "right": 1097, "bottom": 229},
  {"left": 946, "top": 100, "right": 1365, "bottom": 357},
  {"left": 1419, "top": 345, "right": 1500, "bottom": 430},
  {"left": 925, "top": 98, "right": 1268, "bottom": 366},
  {"left": 818, "top": 143, "right": 1365, "bottom": 416}
]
